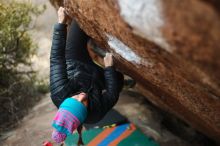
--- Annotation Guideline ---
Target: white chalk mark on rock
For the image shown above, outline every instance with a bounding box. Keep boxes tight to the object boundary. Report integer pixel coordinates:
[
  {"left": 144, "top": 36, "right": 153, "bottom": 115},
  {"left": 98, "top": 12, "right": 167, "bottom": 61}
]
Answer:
[
  {"left": 106, "top": 34, "right": 141, "bottom": 64},
  {"left": 118, "top": 0, "right": 172, "bottom": 52},
  {"left": 106, "top": 34, "right": 154, "bottom": 67}
]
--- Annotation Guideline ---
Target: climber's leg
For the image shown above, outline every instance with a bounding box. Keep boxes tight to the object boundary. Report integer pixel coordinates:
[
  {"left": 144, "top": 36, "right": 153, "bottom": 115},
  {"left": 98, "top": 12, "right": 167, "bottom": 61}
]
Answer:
[{"left": 65, "top": 20, "right": 93, "bottom": 64}]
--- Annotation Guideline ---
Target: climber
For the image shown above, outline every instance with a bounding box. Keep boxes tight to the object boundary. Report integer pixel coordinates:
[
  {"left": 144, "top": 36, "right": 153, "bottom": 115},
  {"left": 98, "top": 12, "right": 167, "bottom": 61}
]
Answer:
[{"left": 49, "top": 7, "right": 124, "bottom": 144}]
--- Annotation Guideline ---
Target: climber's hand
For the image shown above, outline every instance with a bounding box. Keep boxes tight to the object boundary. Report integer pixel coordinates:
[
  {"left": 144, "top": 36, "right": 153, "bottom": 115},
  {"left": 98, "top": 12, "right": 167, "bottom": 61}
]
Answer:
[
  {"left": 58, "top": 7, "right": 67, "bottom": 24},
  {"left": 104, "top": 53, "right": 113, "bottom": 67}
]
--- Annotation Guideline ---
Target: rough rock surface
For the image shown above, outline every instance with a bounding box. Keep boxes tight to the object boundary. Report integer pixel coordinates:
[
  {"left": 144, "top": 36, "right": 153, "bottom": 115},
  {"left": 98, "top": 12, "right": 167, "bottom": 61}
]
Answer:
[{"left": 60, "top": 0, "right": 220, "bottom": 142}]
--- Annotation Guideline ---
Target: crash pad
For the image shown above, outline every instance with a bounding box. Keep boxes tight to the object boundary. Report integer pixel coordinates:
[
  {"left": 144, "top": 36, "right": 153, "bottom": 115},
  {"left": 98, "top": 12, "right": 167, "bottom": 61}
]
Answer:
[{"left": 65, "top": 110, "right": 159, "bottom": 146}]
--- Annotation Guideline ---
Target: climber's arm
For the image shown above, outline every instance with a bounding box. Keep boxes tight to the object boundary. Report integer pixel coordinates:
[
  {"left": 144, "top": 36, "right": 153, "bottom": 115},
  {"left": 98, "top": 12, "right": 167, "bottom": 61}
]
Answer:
[
  {"left": 50, "top": 7, "right": 78, "bottom": 108},
  {"left": 87, "top": 53, "right": 123, "bottom": 122},
  {"left": 50, "top": 7, "right": 68, "bottom": 105},
  {"left": 99, "top": 53, "right": 122, "bottom": 116}
]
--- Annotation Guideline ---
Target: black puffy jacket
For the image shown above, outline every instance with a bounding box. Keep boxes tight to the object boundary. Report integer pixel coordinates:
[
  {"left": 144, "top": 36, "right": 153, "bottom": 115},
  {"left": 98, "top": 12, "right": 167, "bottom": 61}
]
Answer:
[{"left": 50, "top": 23, "right": 124, "bottom": 123}]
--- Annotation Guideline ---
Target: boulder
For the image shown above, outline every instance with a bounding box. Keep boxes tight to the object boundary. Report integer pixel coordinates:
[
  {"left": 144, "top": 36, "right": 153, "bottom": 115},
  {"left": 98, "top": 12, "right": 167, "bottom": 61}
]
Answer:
[{"left": 61, "top": 0, "right": 220, "bottom": 142}]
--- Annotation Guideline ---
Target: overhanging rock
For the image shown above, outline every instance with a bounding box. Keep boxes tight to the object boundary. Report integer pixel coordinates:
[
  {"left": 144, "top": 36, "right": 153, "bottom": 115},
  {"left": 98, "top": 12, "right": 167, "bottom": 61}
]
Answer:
[{"left": 61, "top": 0, "right": 220, "bottom": 142}]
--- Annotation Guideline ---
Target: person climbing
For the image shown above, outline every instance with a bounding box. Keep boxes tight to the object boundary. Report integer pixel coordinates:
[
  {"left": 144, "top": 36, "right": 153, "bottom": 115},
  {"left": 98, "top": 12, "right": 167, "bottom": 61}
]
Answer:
[{"left": 50, "top": 7, "right": 124, "bottom": 144}]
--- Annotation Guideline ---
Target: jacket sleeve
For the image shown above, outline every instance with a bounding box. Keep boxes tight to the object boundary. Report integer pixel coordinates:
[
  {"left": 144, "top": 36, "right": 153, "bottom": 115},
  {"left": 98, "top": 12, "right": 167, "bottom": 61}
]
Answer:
[
  {"left": 50, "top": 23, "right": 77, "bottom": 108},
  {"left": 102, "top": 66, "right": 121, "bottom": 109},
  {"left": 86, "top": 66, "right": 123, "bottom": 123}
]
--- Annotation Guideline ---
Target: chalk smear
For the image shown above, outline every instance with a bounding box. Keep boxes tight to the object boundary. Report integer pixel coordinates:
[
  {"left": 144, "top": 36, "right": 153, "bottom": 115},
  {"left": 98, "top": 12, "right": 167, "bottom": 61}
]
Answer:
[
  {"left": 106, "top": 34, "right": 154, "bottom": 67},
  {"left": 118, "top": 0, "right": 172, "bottom": 52}
]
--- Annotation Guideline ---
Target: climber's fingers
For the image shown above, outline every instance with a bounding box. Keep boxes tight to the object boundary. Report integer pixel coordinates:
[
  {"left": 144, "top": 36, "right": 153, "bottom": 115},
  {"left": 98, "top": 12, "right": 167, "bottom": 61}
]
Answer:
[
  {"left": 57, "top": 7, "right": 67, "bottom": 24},
  {"left": 104, "top": 53, "right": 113, "bottom": 67}
]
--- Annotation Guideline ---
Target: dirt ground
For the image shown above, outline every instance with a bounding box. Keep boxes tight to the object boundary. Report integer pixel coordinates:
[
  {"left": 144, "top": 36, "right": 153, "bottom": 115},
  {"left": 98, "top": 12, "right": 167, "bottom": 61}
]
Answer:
[
  {"left": 1, "top": 89, "right": 189, "bottom": 146},
  {"left": 0, "top": 0, "right": 200, "bottom": 146}
]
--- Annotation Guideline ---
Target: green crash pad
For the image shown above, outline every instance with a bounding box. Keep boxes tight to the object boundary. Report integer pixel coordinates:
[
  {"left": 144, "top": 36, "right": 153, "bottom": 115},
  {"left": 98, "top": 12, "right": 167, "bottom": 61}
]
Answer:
[{"left": 65, "top": 123, "right": 159, "bottom": 146}]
